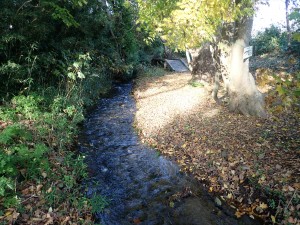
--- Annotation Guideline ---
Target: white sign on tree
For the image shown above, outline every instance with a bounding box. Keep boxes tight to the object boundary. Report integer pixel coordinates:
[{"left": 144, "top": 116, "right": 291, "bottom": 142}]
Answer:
[{"left": 243, "top": 46, "right": 253, "bottom": 60}]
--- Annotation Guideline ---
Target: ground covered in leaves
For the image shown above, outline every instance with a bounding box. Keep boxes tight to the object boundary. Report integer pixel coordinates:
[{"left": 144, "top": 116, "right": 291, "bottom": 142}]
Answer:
[
  {"left": 134, "top": 60, "right": 300, "bottom": 224},
  {"left": 0, "top": 109, "right": 95, "bottom": 224}
]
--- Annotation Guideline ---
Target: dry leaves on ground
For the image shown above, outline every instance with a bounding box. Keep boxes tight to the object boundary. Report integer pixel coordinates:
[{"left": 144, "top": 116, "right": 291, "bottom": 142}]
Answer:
[{"left": 134, "top": 71, "right": 299, "bottom": 224}]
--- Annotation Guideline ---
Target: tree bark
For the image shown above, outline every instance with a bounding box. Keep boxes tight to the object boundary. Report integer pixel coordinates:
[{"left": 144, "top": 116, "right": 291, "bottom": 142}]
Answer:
[
  {"left": 185, "top": 48, "right": 193, "bottom": 71},
  {"left": 285, "top": 0, "right": 291, "bottom": 47},
  {"left": 227, "top": 15, "right": 266, "bottom": 117},
  {"left": 190, "top": 43, "right": 216, "bottom": 83}
]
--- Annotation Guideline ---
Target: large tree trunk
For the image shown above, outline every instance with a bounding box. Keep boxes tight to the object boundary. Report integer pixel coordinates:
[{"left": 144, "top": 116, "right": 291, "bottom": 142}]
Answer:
[
  {"left": 190, "top": 43, "right": 216, "bottom": 84},
  {"left": 227, "top": 15, "right": 266, "bottom": 117}
]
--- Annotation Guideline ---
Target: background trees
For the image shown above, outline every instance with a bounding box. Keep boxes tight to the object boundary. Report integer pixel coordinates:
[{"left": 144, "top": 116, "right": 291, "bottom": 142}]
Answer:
[
  {"left": 137, "top": 0, "right": 269, "bottom": 116},
  {"left": 0, "top": 0, "right": 143, "bottom": 100}
]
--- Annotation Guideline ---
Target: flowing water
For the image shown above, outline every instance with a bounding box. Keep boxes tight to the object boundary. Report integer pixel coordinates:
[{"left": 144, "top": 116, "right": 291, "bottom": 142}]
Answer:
[{"left": 79, "top": 82, "right": 261, "bottom": 225}]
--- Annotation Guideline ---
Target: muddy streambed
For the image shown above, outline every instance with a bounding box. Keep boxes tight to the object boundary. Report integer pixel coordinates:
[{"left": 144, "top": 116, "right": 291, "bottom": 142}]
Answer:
[{"left": 79, "top": 82, "right": 261, "bottom": 225}]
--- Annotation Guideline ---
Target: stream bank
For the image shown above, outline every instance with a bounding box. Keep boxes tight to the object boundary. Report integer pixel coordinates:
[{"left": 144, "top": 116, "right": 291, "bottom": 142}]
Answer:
[{"left": 79, "top": 81, "right": 261, "bottom": 225}]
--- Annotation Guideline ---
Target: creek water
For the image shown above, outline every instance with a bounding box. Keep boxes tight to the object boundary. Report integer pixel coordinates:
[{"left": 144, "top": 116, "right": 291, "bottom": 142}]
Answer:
[{"left": 79, "top": 82, "right": 261, "bottom": 225}]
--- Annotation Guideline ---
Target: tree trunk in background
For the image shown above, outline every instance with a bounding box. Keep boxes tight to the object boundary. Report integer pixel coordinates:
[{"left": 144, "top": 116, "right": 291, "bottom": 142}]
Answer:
[
  {"left": 285, "top": 0, "right": 291, "bottom": 47},
  {"left": 190, "top": 43, "right": 216, "bottom": 84},
  {"left": 227, "top": 16, "right": 266, "bottom": 117},
  {"left": 185, "top": 49, "right": 193, "bottom": 71}
]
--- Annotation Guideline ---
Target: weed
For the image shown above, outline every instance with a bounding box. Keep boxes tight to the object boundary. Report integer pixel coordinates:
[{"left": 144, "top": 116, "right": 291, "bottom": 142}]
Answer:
[
  {"left": 138, "top": 65, "right": 166, "bottom": 78},
  {"left": 90, "top": 194, "right": 109, "bottom": 213},
  {"left": 267, "top": 199, "right": 276, "bottom": 209},
  {"left": 189, "top": 81, "right": 205, "bottom": 88}
]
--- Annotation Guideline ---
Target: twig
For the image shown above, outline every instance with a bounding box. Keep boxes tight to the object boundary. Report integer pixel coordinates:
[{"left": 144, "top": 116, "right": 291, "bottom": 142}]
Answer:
[
  {"left": 284, "top": 190, "right": 297, "bottom": 212},
  {"left": 21, "top": 195, "right": 39, "bottom": 204},
  {"left": 274, "top": 199, "right": 282, "bottom": 221},
  {"left": 17, "top": 0, "right": 32, "bottom": 14}
]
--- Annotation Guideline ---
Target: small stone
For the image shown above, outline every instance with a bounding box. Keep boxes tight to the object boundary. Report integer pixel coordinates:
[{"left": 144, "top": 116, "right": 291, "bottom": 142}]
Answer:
[{"left": 215, "top": 197, "right": 222, "bottom": 206}]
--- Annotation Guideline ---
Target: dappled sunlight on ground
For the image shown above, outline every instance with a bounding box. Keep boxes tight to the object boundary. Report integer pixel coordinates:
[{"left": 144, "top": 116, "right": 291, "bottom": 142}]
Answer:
[
  {"left": 134, "top": 71, "right": 299, "bottom": 224},
  {"left": 201, "top": 108, "right": 220, "bottom": 118},
  {"left": 134, "top": 72, "right": 208, "bottom": 137}
]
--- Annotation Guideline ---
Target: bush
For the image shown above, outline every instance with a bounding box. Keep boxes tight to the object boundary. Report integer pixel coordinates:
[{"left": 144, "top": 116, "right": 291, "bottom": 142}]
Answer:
[
  {"left": 266, "top": 72, "right": 300, "bottom": 113},
  {"left": 251, "top": 25, "right": 287, "bottom": 55}
]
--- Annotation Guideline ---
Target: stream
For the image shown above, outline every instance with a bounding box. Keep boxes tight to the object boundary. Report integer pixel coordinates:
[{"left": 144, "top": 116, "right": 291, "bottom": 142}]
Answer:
[{"left": 79, "top": 82, "right": 261, "bottom": 225}]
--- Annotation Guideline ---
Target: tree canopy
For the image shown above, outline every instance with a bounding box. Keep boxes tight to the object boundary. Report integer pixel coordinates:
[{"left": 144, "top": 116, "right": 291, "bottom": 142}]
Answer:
[{"left": 137, "top": 0, "right": 254, "bottom": 50}]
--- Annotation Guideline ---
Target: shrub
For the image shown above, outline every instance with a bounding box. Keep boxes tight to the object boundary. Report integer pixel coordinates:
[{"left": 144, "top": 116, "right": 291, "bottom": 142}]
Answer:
[{"left": 251, "top": 25, "right": 287, "bottom": 55}]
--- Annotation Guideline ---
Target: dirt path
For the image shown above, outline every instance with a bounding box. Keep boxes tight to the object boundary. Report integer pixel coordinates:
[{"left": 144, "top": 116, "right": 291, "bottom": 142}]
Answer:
[
  {"left": 133, "top": 72, "right": 300, "bottom": 225},
  {"left": 134, "top": 73, "right": 208, "bottom": 137}
]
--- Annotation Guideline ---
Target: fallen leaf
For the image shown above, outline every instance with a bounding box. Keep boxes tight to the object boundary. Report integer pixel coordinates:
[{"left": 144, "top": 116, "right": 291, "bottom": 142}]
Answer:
[
  {"left": 46, "top": 187, "right": 52, "bottom": 193},
  {"left": 227, "top": 193, "right": 233, "bottom": 199},
  {"left": 133, "top": 218, "right": 141, "bottom": 224},
  {"left": 235, "top": 210, "right": 245, "bottom": 218},
  {"left": 260, "top": 202, "right": 268, "bottom": 209},
  {"left": 37, "top": 184, "right": 43, "bottom": 192},
  {"left": 288, "top": 186, "right": 295, "bottom": 192},
  {"left": 288, "top": 217, "right": 295, "bottom": 224}
]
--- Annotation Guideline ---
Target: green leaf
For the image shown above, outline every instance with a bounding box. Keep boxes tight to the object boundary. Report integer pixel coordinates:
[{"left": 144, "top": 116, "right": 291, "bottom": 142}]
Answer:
[
  {"left": 276, "top": 85, "right": 286, "bottom": 96},
  {"left": 73, "top": 62, "right": 80, "bottom": 68},
  {"left": 67, "top": 72, "right": 76, "bottom": 80},
  {"left": 293, "top": 89, "right": 300, "bottom": 97},
  {"left": 292, "top": 33, "right": 300, "bottom": 42},
  {"left": 77, "top": 71, "right": 85, "bottom": 79}
]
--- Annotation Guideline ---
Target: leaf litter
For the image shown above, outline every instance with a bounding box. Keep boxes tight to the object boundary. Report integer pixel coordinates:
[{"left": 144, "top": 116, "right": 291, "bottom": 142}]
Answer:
[{"left": 134, "top": 69, "right": 299, "bottom": 224}]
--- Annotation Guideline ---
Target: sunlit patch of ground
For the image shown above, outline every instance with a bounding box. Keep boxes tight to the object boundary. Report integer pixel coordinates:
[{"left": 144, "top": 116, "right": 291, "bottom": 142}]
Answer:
[
  {"left": 134, "top": 71, "right": 299, "bottom": 225},
  {"left": 134, "top": 72, "right": 209, "bottom": 137}
]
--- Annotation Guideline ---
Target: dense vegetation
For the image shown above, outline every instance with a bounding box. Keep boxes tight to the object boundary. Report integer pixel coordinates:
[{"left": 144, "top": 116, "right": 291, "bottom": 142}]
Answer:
[
  {"left": 251, "top": 25, "right": 300, "bottom": 56},
  {"left": 0, "top": 0, "right": 162, "bottom": 223}
]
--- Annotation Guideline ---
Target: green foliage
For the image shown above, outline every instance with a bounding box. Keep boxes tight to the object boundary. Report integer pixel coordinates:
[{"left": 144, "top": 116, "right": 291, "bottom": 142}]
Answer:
[
  {"left": 0, "top": 0, "right": 142, "bottom": 100},
  {"left": 137, "top": 65, "right": 166, "bottom": 78},
  {"left": 289, "top": 8, "right": 300, "bottom": 33},
  {"left": 0, "top": 125, "right": 31, "bottom": 145},
  {"left": 137, "top": 0, "right": 254, "bottom": 50},
  {"left": 189, "top": 81, "right": 205, "bottom": 88},
  {"left": 138, "top": 37, "right": 165, "bottom": 64},
  {"left": 0, "top": 0, "right": 148, "bottom": 221},
  {"left": 45, "top": 2, "right": 80, "bottom": 27},
  {"left": 12, "top": 95, "right": 43, "bottom": 120},
  {"left": 67, "top": 53, "right": 91, "bottom": 80},
  {"left": 251, "top": 6, "right": 300, "bottom": 56},
  {"left": 269, "top": 73, "right": 300, "bottom": 112},
  {"left": 288, "top": 7, "right": 300, "bottom": 54},
  {"left": 250, "top": 26, "right": 287, "bottom": 55},
  {"left": 90, "top": 194, "right": 109, "bottom": 213},
  {"left": 0, "top": 123, "right": 49, "bottom": 207}
]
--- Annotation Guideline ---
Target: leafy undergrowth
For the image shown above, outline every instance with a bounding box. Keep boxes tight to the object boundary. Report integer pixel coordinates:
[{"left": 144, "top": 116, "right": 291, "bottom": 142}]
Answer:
[
  {"left": 134, "top": 62, "right": 300, "bottom": 224},
  {"left": 0, "top": 93, "right": 105, "bottom": 224}
]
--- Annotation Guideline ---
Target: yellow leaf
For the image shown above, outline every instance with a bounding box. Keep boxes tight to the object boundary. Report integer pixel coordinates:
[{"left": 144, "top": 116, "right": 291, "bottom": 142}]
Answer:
[
  {"left": 5, "top": 210, "right": 13, "bottom": 217},
  {"left": 227, "top": 193, "right": 233, "bottom": 199},
  {"left": 260, "top": 202, "right": 268, "bottom": 209},
  {"left": 271, "top": 215, "right": 276, "bottom": 224},
  {"left": 235, "top": 210, "right": 245, "bottom": 218},
  {"left": 169, "top": 201, "right": 175, "bottom": 208}
]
